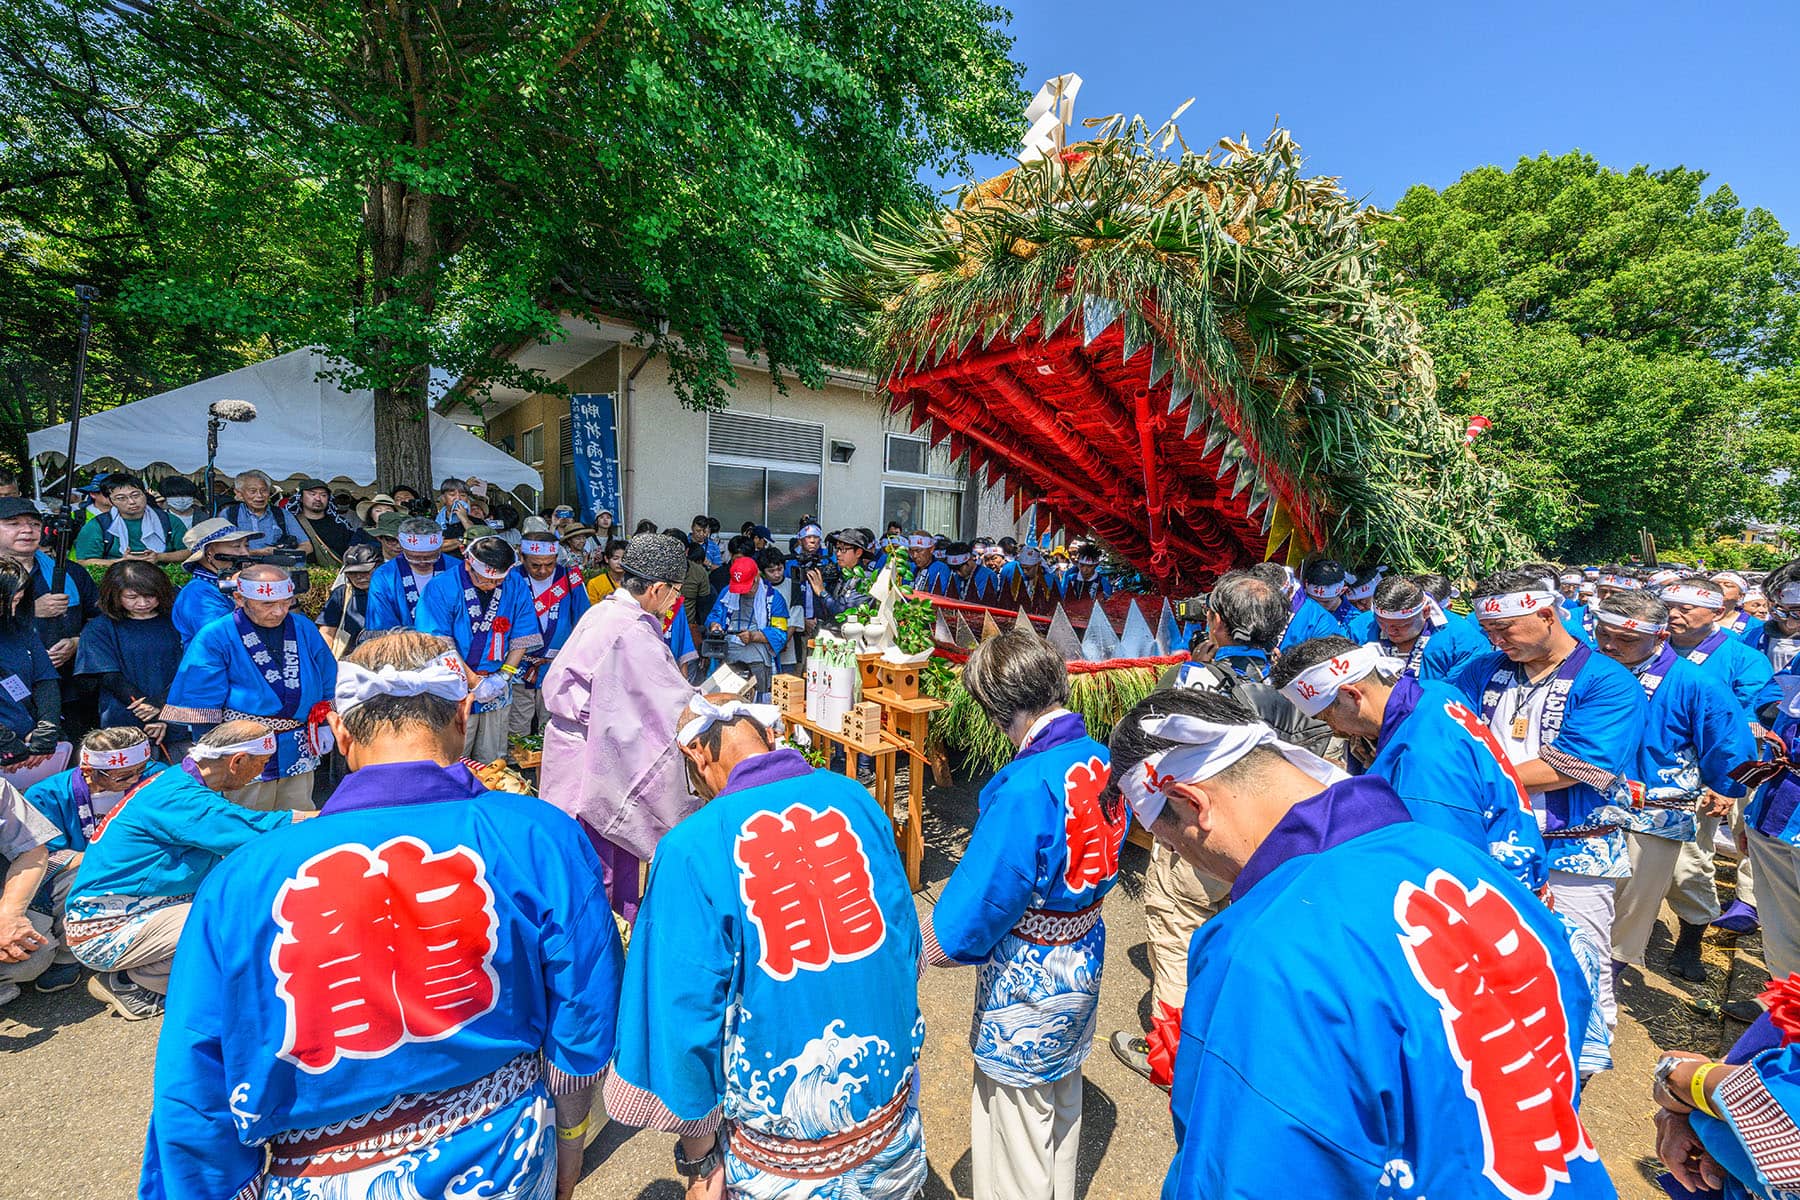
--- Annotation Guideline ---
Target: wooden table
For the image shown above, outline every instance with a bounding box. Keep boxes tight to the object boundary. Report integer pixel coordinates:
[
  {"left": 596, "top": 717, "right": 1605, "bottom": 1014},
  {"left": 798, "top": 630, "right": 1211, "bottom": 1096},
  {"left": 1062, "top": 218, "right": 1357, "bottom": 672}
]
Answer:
[{"left": 784, "top": 709, "right": 927, "bottom": 889}]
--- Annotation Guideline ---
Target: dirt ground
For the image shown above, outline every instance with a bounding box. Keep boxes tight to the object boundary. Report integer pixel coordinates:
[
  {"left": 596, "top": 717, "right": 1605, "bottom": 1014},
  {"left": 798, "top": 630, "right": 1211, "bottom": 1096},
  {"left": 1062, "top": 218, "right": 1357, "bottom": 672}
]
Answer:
[{"left": 0, "top": 777, "right": 1761, "bottom": 1198}]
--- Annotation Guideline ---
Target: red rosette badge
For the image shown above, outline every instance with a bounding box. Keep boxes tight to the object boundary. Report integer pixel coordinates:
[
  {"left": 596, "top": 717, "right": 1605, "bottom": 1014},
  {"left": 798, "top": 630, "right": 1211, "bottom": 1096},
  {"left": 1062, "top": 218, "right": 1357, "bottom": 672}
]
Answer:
[
  {"left": 492, "top": 617, "right": 512, "bottom": 633},
  {"left": 1758, "top": 974, "right": 1800, "bottom": 1044}
]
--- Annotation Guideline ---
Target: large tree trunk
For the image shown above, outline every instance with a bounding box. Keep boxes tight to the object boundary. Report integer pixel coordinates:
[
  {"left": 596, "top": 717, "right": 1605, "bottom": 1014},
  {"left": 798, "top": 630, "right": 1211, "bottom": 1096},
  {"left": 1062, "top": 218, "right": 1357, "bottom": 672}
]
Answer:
[
  {"left": 365, "top": 167, "right": 436, "bottom": 489},
  {"left": 373, "top": 370, "right": 432, "bottom": 493}
]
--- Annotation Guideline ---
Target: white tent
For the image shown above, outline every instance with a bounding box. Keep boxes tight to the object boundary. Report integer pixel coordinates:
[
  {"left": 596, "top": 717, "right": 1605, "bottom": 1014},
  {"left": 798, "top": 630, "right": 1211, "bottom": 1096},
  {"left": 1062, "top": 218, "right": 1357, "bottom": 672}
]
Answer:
[{"left": 28, "top": 348, "right": 541, "bottom": 494}]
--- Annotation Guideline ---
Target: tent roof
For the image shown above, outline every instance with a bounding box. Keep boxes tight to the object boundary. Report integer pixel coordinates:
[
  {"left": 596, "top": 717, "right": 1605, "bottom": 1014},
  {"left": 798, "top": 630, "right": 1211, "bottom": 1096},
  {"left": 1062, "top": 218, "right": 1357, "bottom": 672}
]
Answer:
[{"left": 28, "top": 348, "right": 541, "bottom": 494}]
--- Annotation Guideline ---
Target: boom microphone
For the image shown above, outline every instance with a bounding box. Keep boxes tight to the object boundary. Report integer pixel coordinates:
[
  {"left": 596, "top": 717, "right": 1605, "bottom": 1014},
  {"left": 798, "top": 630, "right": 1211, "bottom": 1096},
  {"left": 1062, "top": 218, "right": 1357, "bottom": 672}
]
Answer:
[{"left": 209, "top": 399, "right": 258, "bottom": 422}]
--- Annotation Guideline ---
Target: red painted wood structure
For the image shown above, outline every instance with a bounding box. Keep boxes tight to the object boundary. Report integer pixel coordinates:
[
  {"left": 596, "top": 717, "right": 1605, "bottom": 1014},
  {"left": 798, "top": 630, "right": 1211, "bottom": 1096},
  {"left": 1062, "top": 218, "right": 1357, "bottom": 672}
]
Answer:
[{"left": 887, "top": 314, "right": 1321, "bottom": 594}]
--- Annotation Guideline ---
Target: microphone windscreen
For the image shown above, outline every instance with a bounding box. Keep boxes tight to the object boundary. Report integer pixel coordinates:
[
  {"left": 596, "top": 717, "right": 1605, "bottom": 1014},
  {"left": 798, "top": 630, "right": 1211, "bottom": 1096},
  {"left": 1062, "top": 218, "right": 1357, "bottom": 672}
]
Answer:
[{"left": 209, "top": 399, "right": 258, "bottom": 422}]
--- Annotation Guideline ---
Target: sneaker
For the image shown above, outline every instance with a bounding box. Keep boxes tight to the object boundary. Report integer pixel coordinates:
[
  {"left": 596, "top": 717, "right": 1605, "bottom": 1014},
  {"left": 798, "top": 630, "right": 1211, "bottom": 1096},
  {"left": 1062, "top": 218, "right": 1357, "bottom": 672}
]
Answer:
[
  {"left": 87, "top": 971, "right": 165, "bottom": 1021},
  {"left": 1109, "top": 1030, "right": 1168, "bottom": 1092},
  {"left": 1723, "top": 999, "right": 1764, "bottom": 1024},
  {"left": 33, "top": 961, "right": 81, "bottom": 993}
]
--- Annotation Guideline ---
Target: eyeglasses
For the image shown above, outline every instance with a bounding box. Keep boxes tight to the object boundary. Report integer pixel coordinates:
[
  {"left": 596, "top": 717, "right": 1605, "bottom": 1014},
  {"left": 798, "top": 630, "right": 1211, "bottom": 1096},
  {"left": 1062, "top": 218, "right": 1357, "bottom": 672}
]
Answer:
[{"left": 1776, "top": 606, "right": 1800, "bottom": 621}]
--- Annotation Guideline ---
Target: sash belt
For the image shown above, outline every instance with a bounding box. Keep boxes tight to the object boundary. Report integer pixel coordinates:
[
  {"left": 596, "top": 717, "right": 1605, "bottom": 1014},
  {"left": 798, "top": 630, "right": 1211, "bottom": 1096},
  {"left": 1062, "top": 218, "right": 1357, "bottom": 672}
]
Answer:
[
  {"left": 222, "top": 710, "right": 305, "bottom": 733},
  {"left": 728, "top": 1080, "right": 910, "bottom": 1180},
  {"left": 265, "top": 1052, "right": 542, "bottom": 1177},
  {"left": 1012, "top": 897, "right": 1104, "bottom": 946}
]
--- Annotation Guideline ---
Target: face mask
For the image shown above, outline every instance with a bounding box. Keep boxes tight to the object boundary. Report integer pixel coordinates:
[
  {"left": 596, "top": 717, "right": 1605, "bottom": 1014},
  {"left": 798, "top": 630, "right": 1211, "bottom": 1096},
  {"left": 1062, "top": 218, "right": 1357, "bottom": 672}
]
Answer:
[{"left": 164, "top": 497, "right": 196, "bottom": 514}]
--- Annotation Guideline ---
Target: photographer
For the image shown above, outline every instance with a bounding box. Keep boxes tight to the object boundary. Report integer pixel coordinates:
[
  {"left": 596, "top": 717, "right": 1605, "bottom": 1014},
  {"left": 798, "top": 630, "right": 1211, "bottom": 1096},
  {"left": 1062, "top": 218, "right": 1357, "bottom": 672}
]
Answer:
[
  {"left": 217, "top": 471, "right": 311, "bottom": 560},
  {"left": 172, "top": 520, "right": 255, "bottom": 644}
]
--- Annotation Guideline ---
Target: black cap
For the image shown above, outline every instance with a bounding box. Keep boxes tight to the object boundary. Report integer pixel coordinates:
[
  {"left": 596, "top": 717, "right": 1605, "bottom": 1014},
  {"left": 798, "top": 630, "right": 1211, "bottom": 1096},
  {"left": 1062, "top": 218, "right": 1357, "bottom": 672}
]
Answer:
[
  {"left": 830, "top": 527, "right": 870, "bottom": 552},
  {"left": 295, "top": 477, "right": 331, "bottom": 493},
  {"left": 0, "top": 498, "right": 39, "bottom": 521},
  {"left": 621, "top": 532, "right": 690, "bottom": 585},
  {"left": 342, "top": 543, "right": 380, "bottom": 572}
]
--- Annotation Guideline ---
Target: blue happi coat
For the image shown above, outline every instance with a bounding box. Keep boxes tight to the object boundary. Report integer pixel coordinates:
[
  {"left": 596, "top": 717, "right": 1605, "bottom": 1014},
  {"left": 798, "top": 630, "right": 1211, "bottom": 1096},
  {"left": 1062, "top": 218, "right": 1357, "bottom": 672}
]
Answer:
[
  {"left": 1372, "top": 613, "right": 1492, "bottom": 683},
  {"left": 362, "top": 554, "right": 443, "bottom": 633},
  {"left": 29, "top": 761, "right": 170, "bottom": 854},
  {"left": 164, "top": 612, "right": 337, "bottom": 781},
  {"left": 1721, "top": 609, "right": 1767, "bottom": 645},
  {"left": 1281, "top": 594, "right": 1350, "bottom": 652},
  {"left": 925, "top": 711, "right": 1126, "bottom": 1086},
  {"left": 930, "top": 563, "right": 1000, "bottom": 605},
  {"left": 514, "top": 565, "right": 591, "bottom": 688},
  {"left": 609, "top": 751, "right": 925, "bottom": 1200},
  {"left": 1617, "top": 646, "right": 1752, "bottom": 844},
  {"left": 69, "top": 761, "right": 291, "bottom": 912},
  {"left": 1357, "top": 675, "right": 1547, "bottom": 891},
  {"left": 416, "top": 562, "right": 541, "bottom": 714},
  {"left": 1451, "top": 648, "right": 1645, "bottom": 878},
  {"left": 1747, "top": 713, "right": 1800, "bottom": 848},
  {"left": 1692, "top": 1040, "right": 1800, "bottom": 1200},
  {"left": 140, "top": 762, "right": 623, "bottom": 1200},
  {"left": 1680, "top": 628, "right": 1779, "bottom": 724},
  {"left": 914, "top": 559, "right": 953, "bottom": 594},
  {"left": 1163, "top": 776, "right": 1613, "bottom": 1200},
  {"left": 172, "top": 571, "right": 235, "bottom": 645}
]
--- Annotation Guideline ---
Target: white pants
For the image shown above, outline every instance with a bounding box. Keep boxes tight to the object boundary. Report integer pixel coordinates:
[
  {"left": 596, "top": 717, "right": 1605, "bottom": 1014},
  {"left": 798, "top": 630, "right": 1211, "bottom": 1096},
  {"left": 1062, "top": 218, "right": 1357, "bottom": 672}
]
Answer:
[
  {"left": 971, "top": 1070, "right": 1081, "bottom": 1200},
  {"left": 1549, "top": 871, "right": 1617, "bottom": 1026},
  {"left": 1613, "top": 834, "right": 1684, "bottom": 966},
  {"left": 229, "top": 772, "right": 316, "bottom": 812},
  {"left": 1144, "top": 841, "right": 1229, "bottom": 1014},
  {"left": 464, "top": 704, "right": 512, "bottom": 763},
  {"left": 1748, "top": 832, "right": 1800, "bottom": 980}
]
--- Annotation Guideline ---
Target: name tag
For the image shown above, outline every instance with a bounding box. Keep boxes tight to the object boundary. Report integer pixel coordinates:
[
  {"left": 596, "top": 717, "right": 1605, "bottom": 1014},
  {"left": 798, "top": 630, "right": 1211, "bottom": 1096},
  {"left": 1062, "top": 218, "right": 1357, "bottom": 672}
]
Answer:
[{"left": 0, "top": 674, "right": 30, "bottom": 702}]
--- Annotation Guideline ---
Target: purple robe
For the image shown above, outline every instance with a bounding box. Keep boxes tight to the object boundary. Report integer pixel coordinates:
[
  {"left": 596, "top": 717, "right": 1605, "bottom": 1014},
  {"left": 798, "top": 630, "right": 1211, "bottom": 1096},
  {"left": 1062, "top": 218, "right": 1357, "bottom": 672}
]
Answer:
[{"left": 539, "top": 590, "right": 697, "bottom": 921}]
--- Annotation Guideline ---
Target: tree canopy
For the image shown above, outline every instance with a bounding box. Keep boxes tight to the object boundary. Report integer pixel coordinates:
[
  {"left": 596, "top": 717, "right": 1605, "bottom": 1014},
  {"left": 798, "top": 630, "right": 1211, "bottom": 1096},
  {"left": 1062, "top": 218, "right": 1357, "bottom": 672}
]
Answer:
[
  {"left": 1383, "top": 152, "right": 1800, "bottom": 559},
  {"left": 55, "top": 0, "right": 1024, "bottom": 486}
]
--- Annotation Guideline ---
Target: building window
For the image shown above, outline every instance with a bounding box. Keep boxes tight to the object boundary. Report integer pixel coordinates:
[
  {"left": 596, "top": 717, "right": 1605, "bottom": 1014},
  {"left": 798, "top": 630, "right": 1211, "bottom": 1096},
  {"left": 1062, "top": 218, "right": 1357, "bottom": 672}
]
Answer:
[
  {"left": 706, "top": 411, "right": 823, "bottom": 534},
  {"left": 518, "top": 424, "right": 544, "bottom": 468},
  {"left": 883, "top": 433, "right": 965, "bottom": 535}
]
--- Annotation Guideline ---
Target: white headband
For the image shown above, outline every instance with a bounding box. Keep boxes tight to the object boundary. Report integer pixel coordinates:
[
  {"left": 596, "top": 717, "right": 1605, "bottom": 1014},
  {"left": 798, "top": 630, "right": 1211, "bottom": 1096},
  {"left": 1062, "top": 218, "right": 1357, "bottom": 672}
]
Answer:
[
  {"left": 1594, "top": 609, "right": 1667, "bottom": 635},
  {"left": 398, "top": 530, "right": 442, "bottom": 552},
  {"left": 188, "top": 731, "right": 278, "bottom": 760},
  {"left": 908, "top": 535, "right": 934, "bottom": 550},
  {"left": 1279, "top": 645, "right": 1406, "bottom": 717},
  {"left": 798, "top": 524, "right": 822, "bottom": 539},
  {"left": 1712, "top": 572, "right": 1747, "bottom": 591},
  {"left": 80, "top": 740, "right": 150, "bottom": 770},
  {"left": 1558, "top": 573, "right": 1583, "bottom": 585},
  {"left": 466, "top": 551, "right": 511, "bottom": 582},
  {"left": 1746, "top": 588, "right": 1766, "bottom": 602},
  {"left": 334, "top": 656, "right": 470, "bottom": 714},
  {"left": 1374, "top": 597, "right": 1428, "bottom": 621},
  {"left": 1017, "top": 547, "right": 1043, "bottom": 566},
  {"left": 1304, "top": 581, "right": 1345, "bottom": 600},
  {"left": 1600, "top": 574, "right": 1639, "bottom": 590},
  {"left": 1647, "top": 570, "right": 1681, "bottom": 588},
  {"left": 519, "top": 539, "right": 558, "bottom": 557},
  {"left": 1661, "top": 583, "right": 1724, "bottom": 610},
  {"left": 237, "top": 575, "right": 295, "bottom": 601},
  {"left": 1344, "top": 577, "right": 1379, "bottom": 602},
  {"left": 1474, "top": 590, "right": 1557, "bottom": 621},
  {"left": 677, "top": 694, "right": 782, "bottom": 747},
  {"left": 1117, "top": 714, "right": 1347, "bottom": 827},
  {"left": 945, "top": 553, "right": 971, "bottom": 566}
]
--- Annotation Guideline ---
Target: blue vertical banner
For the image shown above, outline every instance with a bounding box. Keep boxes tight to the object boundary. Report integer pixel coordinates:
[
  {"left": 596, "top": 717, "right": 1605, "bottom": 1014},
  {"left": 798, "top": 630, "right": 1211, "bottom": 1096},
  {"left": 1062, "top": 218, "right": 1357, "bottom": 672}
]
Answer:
[{"left": 568, "top": 392, "right": 621, "bottom": 524}]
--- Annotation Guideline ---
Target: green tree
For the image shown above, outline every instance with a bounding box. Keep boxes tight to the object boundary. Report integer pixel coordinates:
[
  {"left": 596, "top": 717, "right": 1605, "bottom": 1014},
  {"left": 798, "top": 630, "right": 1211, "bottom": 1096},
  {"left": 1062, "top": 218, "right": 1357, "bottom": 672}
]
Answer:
[
  {"left": 0, "top": 2, "right": 354, "bottom": 478},
  {"left": 1383, "top": 152, "right": 1800, "bottom": 559},
  {"left": 100, "top": 0, "right": 1023, "bottom": 486}
]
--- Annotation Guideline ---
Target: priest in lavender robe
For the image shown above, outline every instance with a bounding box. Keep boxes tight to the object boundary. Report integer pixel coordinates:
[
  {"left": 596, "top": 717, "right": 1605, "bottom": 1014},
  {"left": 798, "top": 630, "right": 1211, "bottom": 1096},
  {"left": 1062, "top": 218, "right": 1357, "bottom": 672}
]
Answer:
[{"left": 539, "top": 533, "right": 697, "bottom": 923}]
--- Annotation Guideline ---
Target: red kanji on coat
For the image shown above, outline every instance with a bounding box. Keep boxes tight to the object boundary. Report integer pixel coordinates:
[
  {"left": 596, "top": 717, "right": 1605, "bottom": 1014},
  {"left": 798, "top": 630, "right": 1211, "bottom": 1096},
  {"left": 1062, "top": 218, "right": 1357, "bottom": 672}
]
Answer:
[
  {"left": 1442, "top": 700, "right": 1533, "bottom": 813},
  {"left": 1396, "top": 870, "right": 1596, "bottom": 1200},
  {"left": 271, "top": 836, "right": 500, "bottom": 1073},
  {"left": 736, "top": 804, "right": 886, "bottom": 981},
  {"left": 1063, "top": 756, "right": 1121, "bottom": 893}
]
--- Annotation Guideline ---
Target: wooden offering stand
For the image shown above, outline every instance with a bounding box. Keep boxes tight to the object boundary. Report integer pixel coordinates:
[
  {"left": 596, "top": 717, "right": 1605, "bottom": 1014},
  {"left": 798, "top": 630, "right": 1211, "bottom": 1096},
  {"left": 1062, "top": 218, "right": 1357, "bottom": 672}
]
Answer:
[{"left": 774, "top": 669, "right": 941, "bottom": 889}]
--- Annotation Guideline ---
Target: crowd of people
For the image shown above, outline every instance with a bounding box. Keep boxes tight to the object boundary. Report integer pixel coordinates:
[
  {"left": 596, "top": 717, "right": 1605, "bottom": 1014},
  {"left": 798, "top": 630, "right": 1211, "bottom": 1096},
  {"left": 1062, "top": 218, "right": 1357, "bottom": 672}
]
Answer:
[{"left": 9, "top": 457, "right": 1800, "bottom": 1198}]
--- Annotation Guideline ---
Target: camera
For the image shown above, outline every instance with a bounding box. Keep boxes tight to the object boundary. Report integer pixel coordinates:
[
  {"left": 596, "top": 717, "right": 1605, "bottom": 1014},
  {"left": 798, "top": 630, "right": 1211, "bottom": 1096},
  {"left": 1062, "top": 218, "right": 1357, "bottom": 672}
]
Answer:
[
  {"left": 405, "top": 497, "right": 435, "bottom": 518},
  {"left": 1173, "top": 594, "right": 1210, "bottom": 625}
]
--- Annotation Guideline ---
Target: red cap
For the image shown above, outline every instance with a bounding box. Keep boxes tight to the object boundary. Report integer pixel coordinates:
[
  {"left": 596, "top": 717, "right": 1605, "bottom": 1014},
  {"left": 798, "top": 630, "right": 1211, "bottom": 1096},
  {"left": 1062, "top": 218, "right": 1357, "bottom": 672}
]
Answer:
[{"left": 728, "top": 555, "right": 759, "bottom": 594}]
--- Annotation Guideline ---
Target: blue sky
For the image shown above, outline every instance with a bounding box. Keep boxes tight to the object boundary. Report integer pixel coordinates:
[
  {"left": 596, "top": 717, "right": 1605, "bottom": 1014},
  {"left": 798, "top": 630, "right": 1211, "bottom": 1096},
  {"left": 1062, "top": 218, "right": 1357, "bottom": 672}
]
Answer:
[{"left": 952, "top": 0, "right": 1800, "bottom": 229}]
